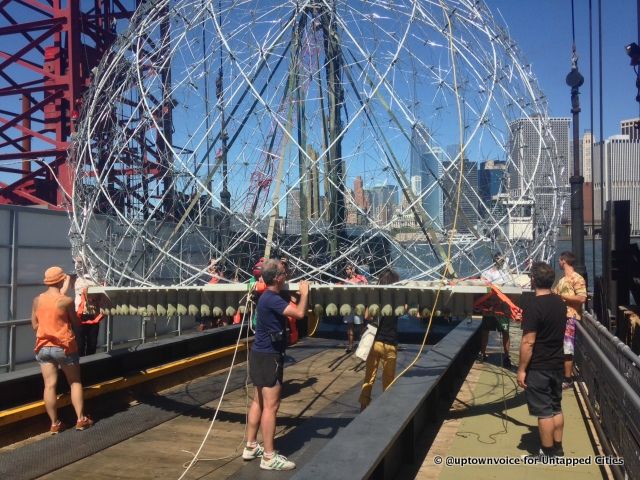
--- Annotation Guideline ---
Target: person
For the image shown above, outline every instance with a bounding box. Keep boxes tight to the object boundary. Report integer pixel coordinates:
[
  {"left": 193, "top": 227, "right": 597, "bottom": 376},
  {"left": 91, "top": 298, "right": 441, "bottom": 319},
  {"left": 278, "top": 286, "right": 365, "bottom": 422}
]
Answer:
[
  {"left": 517, "top": 261, "right": 567, "bottom": 458},
  {"left": 73, "top": 261, "right": 103, "bottom": 356},
  {"left": 343, "top": 264, "right": 368, "bottom": 353},
  {"left": 244, "top": 259, "right": 309, "bottom": 471},
  {"left": 207, "top": 258, "right": 227, "bottom": 285},
  {"left": 32, "top": 266, "right": 93, "bottom": 433},
  {"left": 479, "top": 253, "right": 512, "bottom": 367},
  {"left": 552, "top": 251, "right": 587, "bottom": 389},
  {"left": 359, "top": 268, "right": 400, "bottom": 411}
]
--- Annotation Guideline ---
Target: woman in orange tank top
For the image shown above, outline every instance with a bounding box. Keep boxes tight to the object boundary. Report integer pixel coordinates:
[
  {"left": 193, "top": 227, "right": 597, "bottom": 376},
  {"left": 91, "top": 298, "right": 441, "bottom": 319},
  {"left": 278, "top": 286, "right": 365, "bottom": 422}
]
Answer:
[{"left": 32, "top": 266, "right": 93, "bottom": 433}]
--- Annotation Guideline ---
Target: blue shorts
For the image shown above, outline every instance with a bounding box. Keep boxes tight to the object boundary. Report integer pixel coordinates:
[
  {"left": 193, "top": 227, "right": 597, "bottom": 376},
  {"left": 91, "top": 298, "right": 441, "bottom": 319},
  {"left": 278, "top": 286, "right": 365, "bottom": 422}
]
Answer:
[{"left": 36, "top": 346, "right": 79, "bottom": 367}]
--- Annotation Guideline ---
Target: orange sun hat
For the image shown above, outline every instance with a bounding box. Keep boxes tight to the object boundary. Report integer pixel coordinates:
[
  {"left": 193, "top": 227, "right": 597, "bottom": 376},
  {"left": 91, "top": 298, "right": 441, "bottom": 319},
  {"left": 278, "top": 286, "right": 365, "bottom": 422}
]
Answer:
[{"left": 43, "top": 266, "right": 66, "bottom": 285}]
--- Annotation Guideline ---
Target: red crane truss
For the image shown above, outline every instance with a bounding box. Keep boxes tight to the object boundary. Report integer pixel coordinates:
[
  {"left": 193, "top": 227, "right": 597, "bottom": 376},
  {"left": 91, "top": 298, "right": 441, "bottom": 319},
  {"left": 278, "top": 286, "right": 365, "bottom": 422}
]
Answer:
[{"left": 0, "top": 1, "right": 139, "bottom": 209}]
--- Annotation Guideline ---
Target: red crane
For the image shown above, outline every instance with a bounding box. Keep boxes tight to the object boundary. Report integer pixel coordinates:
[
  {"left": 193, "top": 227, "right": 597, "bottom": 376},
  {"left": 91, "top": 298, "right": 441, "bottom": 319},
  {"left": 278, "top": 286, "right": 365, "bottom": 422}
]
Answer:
[{"left": 0, "top": 1, "right": 139, "bottom": 209}]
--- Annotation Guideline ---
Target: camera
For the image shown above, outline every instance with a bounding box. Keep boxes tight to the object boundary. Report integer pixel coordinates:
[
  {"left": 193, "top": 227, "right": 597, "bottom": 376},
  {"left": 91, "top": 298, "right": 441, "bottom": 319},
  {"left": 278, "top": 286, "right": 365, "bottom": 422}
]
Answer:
[
  {"left": 626, "top": 42, "right": 640, "bottom": 66},
  {"left": 269, "top": 327, "right": 290, "bottom": 344},
  {"left": 270, "top": 330, "right": 284, "bottom": 343}
]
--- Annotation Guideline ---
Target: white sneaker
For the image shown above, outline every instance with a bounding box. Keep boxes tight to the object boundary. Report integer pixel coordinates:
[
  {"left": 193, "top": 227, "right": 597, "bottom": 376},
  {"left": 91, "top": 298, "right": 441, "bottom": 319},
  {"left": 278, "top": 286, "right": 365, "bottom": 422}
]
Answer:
[
  {"left": 260, "top": 452, "right": 296, "bottom": 470},
  {"left": 242, "top": 443, "right": 264, "bottom": 460}
]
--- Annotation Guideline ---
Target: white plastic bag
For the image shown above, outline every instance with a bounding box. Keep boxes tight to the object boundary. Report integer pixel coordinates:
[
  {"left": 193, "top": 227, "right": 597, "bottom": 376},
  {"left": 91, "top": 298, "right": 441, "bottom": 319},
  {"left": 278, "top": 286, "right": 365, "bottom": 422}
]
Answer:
[{"left": 355, "top": 324, "right": 378, "bottom": 361}]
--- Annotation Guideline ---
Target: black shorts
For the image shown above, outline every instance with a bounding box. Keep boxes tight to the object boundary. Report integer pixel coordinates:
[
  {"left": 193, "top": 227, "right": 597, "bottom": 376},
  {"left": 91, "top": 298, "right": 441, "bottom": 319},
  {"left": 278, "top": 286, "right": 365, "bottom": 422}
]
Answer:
[
  {"left": 249, "top": 350, "right": 284, "bottom": 387},
  {"left": 525, "top": 369, "right": 563, "bottom": 418},
  {"left": 481, "top": 315, "right": 509, "bottom": 332}
]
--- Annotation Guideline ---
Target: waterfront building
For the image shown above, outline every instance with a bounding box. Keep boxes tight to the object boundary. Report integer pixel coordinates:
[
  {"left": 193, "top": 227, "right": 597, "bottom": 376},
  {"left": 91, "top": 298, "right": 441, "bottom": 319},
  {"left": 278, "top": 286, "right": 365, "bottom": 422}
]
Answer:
[
  {"left": 353, "top": 176, "right": 369, "bottom": 211},
  {"left": 478, "top": 160, "right": 506, "bottom": 219},
  {"left": 593, "top": 134, "right": 640, "bottom": 236},
  {"left": 287, "top": 187, "right": 301, "bottom": 219},
  {"left": 621, "top": 118, "right": 640, "bottom": 141},
  {"left": 410, "top": 123, "right": 444, "bottom": 228},
  {"left": 507, "top": 116, "right": 571, "bottom": 225},
  {"left": 582, "top": 130, "right": 593, "bottom": 182},
  {"left": 368, "top": 184, "right": 398, "bottom": 226},
  {"left": 441, "top": 159, "right": 478, "bottom": 234}
]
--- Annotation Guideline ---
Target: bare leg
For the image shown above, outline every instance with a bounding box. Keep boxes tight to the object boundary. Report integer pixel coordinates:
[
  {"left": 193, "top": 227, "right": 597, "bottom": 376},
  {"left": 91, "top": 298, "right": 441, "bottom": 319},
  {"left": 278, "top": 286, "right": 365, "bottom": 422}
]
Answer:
[
  {"left": 564, "top": 355, "right": 573, "bottom": 379},
  {"left": 552, "top": 413, "right": 564, "bottom": 443},
  {"left": 347, "top": 324, "right": 354, "bottom": 351},
  {"left": 246, "top": 387, "right": 263, "bottom": 444},
  {"left": 502, "top": 331, "right": 510, "bottom": 355},
  {"left": 537, "top": 416, "right": 555, "bottom": 448},
  {"left": 259, "top": 383, "right": 282, "bottom": 454},
  {"left": 40, "top": 363, "right": 59, "bottom": 425},
  {"left": 60, "top": 363, "right": 85, "bottom": 420}
]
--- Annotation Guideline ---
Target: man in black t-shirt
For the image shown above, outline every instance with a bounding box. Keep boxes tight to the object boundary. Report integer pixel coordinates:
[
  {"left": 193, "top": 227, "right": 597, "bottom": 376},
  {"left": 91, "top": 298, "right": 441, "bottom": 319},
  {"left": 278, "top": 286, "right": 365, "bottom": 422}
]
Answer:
[{"left": 517, "top": 261, "right": 567, "bottom": 458}]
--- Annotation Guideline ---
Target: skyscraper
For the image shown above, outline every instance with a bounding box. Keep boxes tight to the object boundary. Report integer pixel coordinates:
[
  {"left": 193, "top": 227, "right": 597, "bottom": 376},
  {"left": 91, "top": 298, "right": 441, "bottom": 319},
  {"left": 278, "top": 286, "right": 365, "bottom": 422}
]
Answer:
[
  {"left": 353, "top": 176, "right": 368, "bottom": 211},
  {"left": 593, "top": 134, "right": 640, "bottom": 235},
  {"left": 478, "top": 160, "right": 506, "bottom": 218},
  {"left": 441, "top": 159, "right": 478, "bottom": 233},
  {"left": 507, "top": 116, "right": 571, "bottom": 225},
  {"left": 410, "top": 123, "right": 443, "bottom": 227},
  {"left": 368, "top": 185, "right": 398, "bottom": 226},
  {"left": 286, "top": 188, "right": 301, "bottom": 219}
]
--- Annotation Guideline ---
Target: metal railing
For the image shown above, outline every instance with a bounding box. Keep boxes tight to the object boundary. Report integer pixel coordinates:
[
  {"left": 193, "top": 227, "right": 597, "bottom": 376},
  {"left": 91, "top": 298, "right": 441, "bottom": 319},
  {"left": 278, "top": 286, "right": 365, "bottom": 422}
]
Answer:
[
  {"left": 0, "top": 315, "right": 191, "bottom": 373},
  {"left": 581, "top": 311, "right": 640, "bottom": 397},
  {"left": 0, "top": 318, "right": 30, "bottom": 372},
  {"left": 576, "top": 312, "right": 640, "bottom": 479}
]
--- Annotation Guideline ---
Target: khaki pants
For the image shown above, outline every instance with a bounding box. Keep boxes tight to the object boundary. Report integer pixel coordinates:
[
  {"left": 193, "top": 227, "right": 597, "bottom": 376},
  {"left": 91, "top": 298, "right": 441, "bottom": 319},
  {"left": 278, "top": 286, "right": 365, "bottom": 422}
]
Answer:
[{"left": 359, "top": 340, "right": 397, "bottom": 408}]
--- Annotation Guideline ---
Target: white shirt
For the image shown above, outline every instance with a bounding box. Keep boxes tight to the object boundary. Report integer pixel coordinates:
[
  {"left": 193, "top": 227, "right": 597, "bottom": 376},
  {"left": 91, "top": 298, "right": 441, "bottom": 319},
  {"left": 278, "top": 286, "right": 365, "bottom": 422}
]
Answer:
[
  {"left": 74, "top": 275, "right": 98, "bottom": 310},
  {"left": 481, "top": 266, "right": 511, "bottom": 286}
]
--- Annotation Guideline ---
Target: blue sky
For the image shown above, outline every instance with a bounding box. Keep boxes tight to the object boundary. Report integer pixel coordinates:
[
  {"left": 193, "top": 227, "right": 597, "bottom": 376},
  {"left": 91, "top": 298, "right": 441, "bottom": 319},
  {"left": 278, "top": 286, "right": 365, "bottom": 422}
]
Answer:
[{"left": 492, "top": 0, "right": 639, "bottom": 140}]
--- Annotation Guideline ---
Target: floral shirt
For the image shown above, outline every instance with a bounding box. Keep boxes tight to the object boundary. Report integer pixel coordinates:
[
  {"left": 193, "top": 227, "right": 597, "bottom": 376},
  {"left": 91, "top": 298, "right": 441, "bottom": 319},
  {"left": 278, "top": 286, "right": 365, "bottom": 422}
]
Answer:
[{"left": 553, "top": 271, "right": 587, "bottom": 320}]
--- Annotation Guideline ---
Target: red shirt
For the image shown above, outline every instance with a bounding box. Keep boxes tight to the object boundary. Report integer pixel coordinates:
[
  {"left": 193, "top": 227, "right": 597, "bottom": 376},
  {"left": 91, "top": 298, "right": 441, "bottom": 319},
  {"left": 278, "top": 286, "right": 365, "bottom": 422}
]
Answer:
[{"left": 346, "top": 274, "right": 368, "bottom": 285}]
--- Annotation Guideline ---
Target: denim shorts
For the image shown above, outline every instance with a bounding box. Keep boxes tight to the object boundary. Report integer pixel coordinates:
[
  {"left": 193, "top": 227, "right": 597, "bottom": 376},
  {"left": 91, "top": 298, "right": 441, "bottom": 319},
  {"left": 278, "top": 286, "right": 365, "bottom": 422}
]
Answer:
[{"left": 36, "top": 346, "right": 79, "bottom": 367}]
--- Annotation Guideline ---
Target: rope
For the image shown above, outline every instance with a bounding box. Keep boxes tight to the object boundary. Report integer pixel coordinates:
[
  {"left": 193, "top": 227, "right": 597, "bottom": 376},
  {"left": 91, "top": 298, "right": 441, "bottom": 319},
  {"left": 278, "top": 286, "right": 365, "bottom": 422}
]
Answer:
[{"left": 177, "top": 288, "right": 254, "bottom": 479}]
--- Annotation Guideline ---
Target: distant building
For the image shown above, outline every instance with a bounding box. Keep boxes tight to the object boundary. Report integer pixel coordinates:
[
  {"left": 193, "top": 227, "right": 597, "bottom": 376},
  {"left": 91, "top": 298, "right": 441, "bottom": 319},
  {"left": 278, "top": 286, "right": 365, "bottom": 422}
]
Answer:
[
  {"left": 441, "top": 159, "right": 478, "bottom": 234},
  {"left": 353, "top": 176, "right": 368, "bottom": 211},
  {"left": 621, "top": 118, "right": 640, "bottom": 141},
  {"left": 368, "top": 184, "right": 398, "bottom": 226},
  {"left": 287, "top": 188, "right": 300, "bottom": 219},
  {"left": 410, "top": 123, "right": 443, "bottom": 227},
  {"left": 478, "top": 160, "right": 506, "bottom": 218},
  {"left": 410, "top": 175, "right": 422, "bottom": 197},
  {"left": 582, "top": 130, "right": 593, "bottom": 182},
  {"left": 507, "top": 116, "right": 570, "bottom": 225},
  {"left": 593, "top": 134, "right": 640, "bottom": 235},
  {"left": 345, "top": 189, "right": 358, "bottom": 225}
]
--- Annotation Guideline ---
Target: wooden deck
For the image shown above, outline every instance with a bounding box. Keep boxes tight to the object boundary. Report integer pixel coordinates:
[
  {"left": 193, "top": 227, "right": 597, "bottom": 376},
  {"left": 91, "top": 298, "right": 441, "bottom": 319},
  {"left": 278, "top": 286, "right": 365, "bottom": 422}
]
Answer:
[
  {"left": 417, "top": 331, "right": 610, "bottom": 480},
  {"left": 39, "top": 343, "right": 367, "bottom": 479}
]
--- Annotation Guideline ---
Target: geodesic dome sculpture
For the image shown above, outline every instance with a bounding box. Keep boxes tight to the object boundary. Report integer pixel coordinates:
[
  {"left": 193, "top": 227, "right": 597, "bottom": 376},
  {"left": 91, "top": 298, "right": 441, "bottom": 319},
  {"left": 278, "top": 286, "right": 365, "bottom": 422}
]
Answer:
[{"left": 70, "top": 0, "right": 566, "bottom": 286}]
